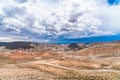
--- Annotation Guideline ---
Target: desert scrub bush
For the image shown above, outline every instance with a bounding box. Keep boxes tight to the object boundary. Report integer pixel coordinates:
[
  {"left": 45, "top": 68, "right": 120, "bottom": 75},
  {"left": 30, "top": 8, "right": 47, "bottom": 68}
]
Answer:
[
  {"left": 56, "top": 72, "right": 110, "bottom": 80},
  {"left": 112, "top": 64, "right": 120, "bottom": 71},
  {"left": 56, "top": 71, "right": 120, "bottom": 80}
]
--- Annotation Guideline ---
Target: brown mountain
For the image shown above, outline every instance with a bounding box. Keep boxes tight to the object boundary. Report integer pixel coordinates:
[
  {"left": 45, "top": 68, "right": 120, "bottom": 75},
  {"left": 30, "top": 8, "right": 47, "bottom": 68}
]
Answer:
[{"left": 0, "top": 41, "right": 120, "bottom": 57}]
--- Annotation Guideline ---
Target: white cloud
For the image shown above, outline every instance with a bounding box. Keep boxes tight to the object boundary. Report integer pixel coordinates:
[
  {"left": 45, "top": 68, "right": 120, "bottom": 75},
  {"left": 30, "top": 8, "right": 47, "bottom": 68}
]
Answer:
[
  {"left": 97, "top": 4, "right": 120, "bottom": 33},
  {"left": 0, "top": 0, "right": 118, "bottom": 42},
  {"left": 0, "top": 36, "right": 28, "bottom": 42},
  {"left": 0, "top": 37, "right": 17, "bottom": 42}
]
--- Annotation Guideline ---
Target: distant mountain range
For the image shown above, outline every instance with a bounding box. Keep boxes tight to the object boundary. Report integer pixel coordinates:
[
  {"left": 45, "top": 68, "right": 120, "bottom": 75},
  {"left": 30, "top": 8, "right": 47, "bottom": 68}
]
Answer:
[
  {"left": 0, "top": 34, "right": 120, "bottom": 51},
  {"left": 1, "top": 40, "right": 120, "bottom": 59},
  {"left": 0, "top": 41, "right": 86, "bottom": 51},
  {"left": 0, "top": 39, "right": 120, "bottom": 51}
]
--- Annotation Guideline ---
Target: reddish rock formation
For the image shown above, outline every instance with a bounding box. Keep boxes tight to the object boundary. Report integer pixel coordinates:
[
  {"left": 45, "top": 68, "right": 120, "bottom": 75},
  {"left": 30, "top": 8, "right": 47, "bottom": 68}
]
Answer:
[{"left": 78, "top": 44, "right": 120, "bottom": 56}]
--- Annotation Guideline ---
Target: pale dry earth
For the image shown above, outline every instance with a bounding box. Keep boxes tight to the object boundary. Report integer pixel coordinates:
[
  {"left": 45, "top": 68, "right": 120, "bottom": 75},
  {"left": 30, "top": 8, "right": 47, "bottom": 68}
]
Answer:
[{"left": 0, "top": 42, "right": 120, "bottom": 80}]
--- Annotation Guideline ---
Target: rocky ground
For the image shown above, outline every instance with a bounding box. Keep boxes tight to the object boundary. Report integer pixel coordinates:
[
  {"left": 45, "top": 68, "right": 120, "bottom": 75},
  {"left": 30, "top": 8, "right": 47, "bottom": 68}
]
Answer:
[{"left": 0, "top": 42, "right": 120, "bottom": 80}]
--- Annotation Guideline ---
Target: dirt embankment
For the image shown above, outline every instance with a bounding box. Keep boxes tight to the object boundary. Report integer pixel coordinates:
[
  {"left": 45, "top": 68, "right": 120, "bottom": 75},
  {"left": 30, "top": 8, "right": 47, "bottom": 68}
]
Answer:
[
  {"left": 0, "top": 51, "right": 63, "bottom": 59},
  {"left": 77, "top": 44, "right": 120, "bottom": 56}
]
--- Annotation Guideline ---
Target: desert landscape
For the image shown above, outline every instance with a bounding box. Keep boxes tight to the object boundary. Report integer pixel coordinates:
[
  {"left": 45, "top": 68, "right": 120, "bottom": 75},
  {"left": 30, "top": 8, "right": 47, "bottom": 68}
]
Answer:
[
  {"left": 0, "top": 0, "right": 120, "bottom": 80},
  {"left": 0, "top": 42, "right": 120, "bottom": 80}
]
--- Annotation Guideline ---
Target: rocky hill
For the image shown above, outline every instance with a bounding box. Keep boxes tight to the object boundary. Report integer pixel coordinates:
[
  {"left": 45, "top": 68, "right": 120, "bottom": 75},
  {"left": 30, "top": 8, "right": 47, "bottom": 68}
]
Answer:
[
  {"left": 0, "top": 42, "right": 86, "bottom": 52},
  {"left": 0, "top": 41, "right": 120, "bottom": 56}
]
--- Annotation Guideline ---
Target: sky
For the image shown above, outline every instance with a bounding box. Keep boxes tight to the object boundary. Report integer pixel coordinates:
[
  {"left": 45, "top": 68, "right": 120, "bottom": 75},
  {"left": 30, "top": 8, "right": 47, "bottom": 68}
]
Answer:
[{"left": 0, "top": 0, "right": 120, "bottom": 43}]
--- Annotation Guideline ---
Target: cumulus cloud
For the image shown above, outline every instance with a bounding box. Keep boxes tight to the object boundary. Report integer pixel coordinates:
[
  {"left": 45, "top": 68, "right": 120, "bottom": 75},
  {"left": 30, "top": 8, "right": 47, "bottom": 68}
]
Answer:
[
  {"left": 0, "top": 37, "right": 19, "bottom": 42},
  {"left": 0, "top": 35, "right": 29, "bottom": 42},
  {"left": 0, "top": 0, "right": 118, "bottom": 42},
  {"left": 96, "top": 0, "right": 120, "bottom": 33}
]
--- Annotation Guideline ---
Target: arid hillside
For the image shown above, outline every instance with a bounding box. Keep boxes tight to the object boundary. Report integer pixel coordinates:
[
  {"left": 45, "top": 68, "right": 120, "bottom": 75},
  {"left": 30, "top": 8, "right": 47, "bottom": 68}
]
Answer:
[{"left": 0, "top": 41, "right": 120, "bottom": 80}]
